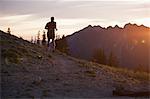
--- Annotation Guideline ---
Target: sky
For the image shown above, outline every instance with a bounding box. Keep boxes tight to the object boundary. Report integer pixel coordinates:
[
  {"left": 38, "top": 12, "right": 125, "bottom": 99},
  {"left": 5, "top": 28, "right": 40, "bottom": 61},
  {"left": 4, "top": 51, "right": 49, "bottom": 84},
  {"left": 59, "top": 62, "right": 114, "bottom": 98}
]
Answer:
[{"left": 0, "top": 0, "right": 150, "bottom": 40}]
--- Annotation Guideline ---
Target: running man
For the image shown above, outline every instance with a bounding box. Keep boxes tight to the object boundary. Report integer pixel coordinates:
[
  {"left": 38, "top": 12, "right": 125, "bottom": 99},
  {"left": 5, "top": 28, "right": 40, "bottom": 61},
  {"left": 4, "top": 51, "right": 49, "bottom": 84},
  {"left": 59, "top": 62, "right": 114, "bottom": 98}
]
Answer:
[{"left": 45, "top": 17, "right": 57, "bottom": 51}]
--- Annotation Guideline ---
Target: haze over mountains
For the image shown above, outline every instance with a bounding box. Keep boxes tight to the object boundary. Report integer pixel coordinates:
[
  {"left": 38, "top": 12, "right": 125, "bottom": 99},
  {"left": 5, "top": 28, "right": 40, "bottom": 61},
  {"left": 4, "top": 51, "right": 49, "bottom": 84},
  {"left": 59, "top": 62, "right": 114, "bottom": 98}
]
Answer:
[{"left": 64, "top": 23, "right": 150, "bottom": 72}]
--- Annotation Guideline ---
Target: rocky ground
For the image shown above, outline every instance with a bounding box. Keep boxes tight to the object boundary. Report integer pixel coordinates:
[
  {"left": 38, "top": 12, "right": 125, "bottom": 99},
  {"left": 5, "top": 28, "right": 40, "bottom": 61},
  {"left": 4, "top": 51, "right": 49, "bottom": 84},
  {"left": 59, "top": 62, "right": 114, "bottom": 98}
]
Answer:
[{"left": 1, "top": 31, "right": 150, "bottom": 98}]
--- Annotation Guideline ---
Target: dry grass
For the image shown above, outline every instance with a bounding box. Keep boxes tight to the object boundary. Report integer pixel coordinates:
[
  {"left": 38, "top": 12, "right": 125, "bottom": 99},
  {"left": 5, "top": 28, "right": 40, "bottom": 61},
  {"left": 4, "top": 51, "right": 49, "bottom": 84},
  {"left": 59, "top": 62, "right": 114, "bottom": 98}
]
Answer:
[
  {"left": 105, "top": 66, "right": 149, "bottom": 81},
  {"left": 84, "top": 70, "right": 96, "bottom": 77},
  {"left": 2, "top": 49, "right": 22, "bottom": 64},
  {"left": 73, "top": 57, "right": 149, "bottom": 81}
]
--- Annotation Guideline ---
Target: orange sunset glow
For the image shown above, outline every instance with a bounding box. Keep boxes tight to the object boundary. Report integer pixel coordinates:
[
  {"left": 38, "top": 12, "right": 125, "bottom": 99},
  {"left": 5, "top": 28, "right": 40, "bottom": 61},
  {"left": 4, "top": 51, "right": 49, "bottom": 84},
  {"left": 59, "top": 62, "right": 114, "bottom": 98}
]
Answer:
[{"left": 0, "top": 0, "right": 150, "bottom": 40}]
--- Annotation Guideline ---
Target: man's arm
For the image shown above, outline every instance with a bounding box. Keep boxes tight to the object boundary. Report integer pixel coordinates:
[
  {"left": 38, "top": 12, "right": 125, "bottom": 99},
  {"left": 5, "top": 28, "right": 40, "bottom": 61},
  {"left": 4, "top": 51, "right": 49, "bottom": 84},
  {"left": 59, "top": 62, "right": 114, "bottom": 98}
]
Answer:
[
  {"left": 45, "top": 23, "right": 48, "bottom": 29},
  {"left": 55, "top": 22, "right": 57, "bottom": 31}
]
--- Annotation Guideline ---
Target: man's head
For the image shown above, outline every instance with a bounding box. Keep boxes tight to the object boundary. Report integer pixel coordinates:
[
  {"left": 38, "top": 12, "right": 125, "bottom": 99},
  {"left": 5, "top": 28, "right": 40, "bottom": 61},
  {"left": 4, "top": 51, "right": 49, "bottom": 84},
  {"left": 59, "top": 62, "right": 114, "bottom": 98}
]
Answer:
[{"left": 51, "top": 17, "right": 54, "bottom": 22}]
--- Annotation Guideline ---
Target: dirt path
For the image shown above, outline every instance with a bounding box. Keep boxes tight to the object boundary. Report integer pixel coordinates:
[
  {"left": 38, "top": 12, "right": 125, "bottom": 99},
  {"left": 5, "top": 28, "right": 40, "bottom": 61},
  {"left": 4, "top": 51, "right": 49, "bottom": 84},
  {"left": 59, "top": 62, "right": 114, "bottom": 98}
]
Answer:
[
  {"left": 52, "top": 53, "right": 80, "bottom": 74},
  {"left": 47, "top": 53, "right": 114, "bottom": 98}
]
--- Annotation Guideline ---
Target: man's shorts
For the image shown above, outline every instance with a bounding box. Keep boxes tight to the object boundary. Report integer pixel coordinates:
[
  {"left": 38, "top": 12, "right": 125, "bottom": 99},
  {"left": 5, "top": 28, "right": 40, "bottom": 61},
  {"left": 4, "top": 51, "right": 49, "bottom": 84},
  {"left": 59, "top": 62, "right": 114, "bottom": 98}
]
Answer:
[{"left": 47, "top": 29, "right": 55, "bottom": 39}]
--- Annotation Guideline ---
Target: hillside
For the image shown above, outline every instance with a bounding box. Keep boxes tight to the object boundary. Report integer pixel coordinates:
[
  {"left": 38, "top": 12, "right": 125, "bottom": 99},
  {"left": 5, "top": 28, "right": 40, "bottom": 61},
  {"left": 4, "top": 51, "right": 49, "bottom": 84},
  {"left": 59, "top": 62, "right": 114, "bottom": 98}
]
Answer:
[
  {"left": 62, "top": 23, "right": 150, "bottom": 72},
  {"left": 1, "top": 30, "right": 150, "bottom": 98}
]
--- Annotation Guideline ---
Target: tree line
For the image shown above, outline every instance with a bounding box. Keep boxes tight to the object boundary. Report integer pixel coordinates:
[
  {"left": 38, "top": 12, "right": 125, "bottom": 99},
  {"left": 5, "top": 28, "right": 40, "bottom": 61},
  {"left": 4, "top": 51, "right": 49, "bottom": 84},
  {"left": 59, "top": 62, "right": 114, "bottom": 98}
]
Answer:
[{"left": 92, "top": 48, "right": 119, "bottom": 67}]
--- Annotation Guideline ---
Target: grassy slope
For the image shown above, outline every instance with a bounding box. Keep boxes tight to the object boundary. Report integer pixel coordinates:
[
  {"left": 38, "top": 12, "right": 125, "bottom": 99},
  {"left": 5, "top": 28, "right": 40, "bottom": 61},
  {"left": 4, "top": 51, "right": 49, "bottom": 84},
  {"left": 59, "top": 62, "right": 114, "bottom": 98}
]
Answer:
[{"left": 1, "top": 30, "right": 150, "bottom": 98}]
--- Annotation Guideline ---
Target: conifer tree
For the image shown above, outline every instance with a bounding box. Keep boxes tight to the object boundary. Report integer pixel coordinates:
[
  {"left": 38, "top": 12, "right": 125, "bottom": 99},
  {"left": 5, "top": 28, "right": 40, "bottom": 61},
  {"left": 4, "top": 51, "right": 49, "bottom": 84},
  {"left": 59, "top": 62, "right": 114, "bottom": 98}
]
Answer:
[
  {"left": 108, "top": 51, "right": 119, "bottom": 67},
  {"left": 34, "top": 36, "right": 36, "bottom": 44},
  {"left": 42, "top": 31, "right": 46, "bottom": 45},
  {"left": 7, "top": 27, "right": 11, "bottom": 34},
  {"left": 55, "top": 35, "right": 69, "bottom": 54},
  {"left": 31, "top": 36, "right": 33, "bottom": 43},
  {"left": 37, "top": 31, "right": 40, "bottom": 44},
  {"left": 92, "top": 48, "right": 107, "bottom": 65}
]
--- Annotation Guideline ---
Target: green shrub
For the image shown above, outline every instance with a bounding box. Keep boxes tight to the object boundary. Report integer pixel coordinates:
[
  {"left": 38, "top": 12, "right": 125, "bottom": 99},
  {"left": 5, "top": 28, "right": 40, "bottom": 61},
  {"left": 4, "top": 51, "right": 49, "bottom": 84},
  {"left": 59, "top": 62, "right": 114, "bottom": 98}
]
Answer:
[{"left": 0, "top": 40, "right": 11, "bottom": 45}]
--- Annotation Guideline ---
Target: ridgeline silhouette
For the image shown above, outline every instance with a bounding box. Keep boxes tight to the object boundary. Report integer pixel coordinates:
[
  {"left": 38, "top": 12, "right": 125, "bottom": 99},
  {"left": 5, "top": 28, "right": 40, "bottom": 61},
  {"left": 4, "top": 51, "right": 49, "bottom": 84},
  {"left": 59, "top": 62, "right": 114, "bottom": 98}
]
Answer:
[{"left": 56, "top": 23, "right": 150, "bottom": 72}]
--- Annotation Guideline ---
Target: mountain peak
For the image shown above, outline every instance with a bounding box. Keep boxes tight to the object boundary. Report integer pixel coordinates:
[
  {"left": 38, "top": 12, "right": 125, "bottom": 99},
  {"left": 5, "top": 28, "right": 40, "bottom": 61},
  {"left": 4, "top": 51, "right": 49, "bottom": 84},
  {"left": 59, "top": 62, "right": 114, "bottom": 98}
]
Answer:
[
  {"left": 87, "top": 25, "right": 92, "bottom": 27},
  {"left": 85, "top": 25, "right": 93, "bottom": 29},
  {"left": 124, "top": 23, "right": 141, "bottom": 28},
  {"left": 114, "top": 25, "right": 121, "bottom": 29},
  {"left": 107, "top": 26, "right": 113, "bottom": 29}
]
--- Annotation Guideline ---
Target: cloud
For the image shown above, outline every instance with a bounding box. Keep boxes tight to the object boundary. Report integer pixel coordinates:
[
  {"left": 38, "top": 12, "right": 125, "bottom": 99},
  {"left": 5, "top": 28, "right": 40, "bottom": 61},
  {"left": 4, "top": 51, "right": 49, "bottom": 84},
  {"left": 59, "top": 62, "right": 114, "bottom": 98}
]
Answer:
[
  {"left": 0, "top": 0, "right": 149, "bottom": 40},
  {"left": 0, "top": 14, "right": 33, "bottom": 21},
  {"left": 0, "top": 0, "right": 149, "bottom": 19}
]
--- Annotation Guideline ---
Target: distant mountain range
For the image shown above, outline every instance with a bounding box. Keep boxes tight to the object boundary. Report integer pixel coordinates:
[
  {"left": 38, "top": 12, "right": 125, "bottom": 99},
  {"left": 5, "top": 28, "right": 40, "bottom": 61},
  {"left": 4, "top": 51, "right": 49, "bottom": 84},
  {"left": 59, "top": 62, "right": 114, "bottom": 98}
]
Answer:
[{"left": 63, "top": 23, "right": 150, "bottom": 72}]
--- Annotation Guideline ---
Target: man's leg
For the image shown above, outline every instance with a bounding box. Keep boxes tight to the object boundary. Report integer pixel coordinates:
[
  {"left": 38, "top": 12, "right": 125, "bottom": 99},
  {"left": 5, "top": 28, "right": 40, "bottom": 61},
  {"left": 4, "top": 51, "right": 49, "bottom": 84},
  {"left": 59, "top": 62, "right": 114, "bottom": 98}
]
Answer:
[
  {"left": 47, "top": 38, "right": 50, "bottom": 47},
  {"left": 47, "top": 32, "right": 50, "bottom": 47},
  {"left": 52, "top": 38, "right": 55, "bottom": 51}
]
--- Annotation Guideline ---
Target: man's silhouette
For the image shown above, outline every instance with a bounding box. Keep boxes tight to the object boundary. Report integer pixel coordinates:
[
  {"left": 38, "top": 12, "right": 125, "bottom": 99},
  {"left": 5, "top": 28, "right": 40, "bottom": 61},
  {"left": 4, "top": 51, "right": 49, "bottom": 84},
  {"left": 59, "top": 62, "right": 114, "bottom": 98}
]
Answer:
[{"left": 45, "top": 17, "right": 57, "bottom": 51}]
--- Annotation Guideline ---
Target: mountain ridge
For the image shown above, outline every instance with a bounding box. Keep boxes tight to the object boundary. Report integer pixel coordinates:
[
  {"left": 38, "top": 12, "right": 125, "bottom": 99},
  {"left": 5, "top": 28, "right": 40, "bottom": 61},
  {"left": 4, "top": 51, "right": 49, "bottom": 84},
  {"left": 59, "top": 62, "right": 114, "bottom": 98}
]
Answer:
[
  {"left": 59, "top": 23, "right": 150, "bottom": 72},
  {"left": 67, "top": 23, "right": 149, "bottom": 36}
]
